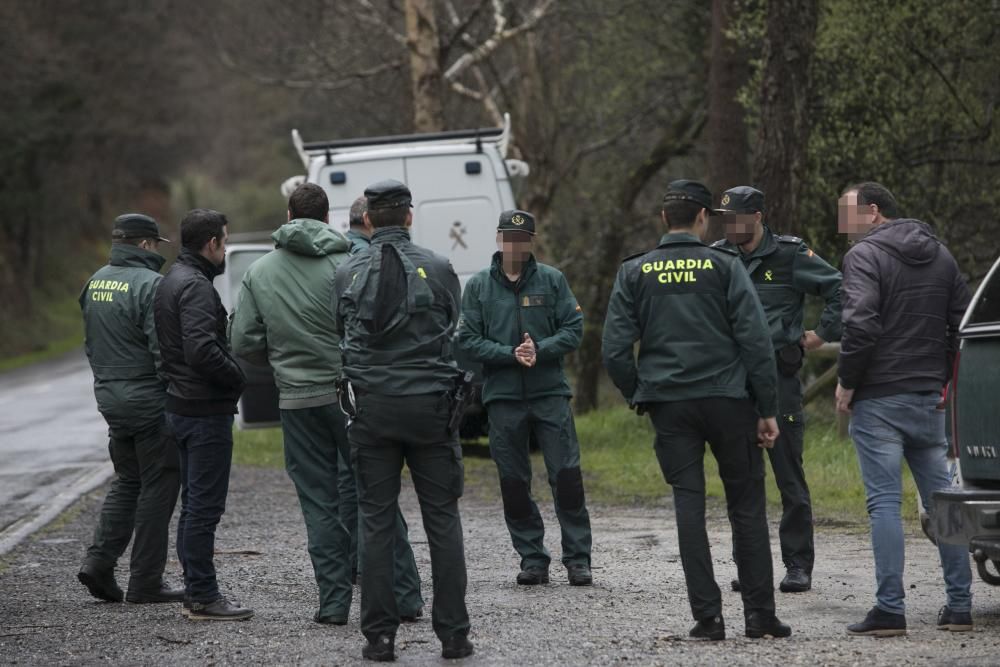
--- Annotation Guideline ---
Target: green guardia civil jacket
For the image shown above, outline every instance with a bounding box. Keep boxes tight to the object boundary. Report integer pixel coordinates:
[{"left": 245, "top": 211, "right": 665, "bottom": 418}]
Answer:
[
  {"left": 457, "top": 253, "right": 583, "bottom": 405},
  {"left": 602, "top": 232, "right": 778, "bottom": 417},
  {"left": 334, "top": 226, "right": 463, "bottom": 395},
  {"left": 346, "top": 228, "right": 371, "bottom": 255},
  {"left": 713, "top": 227, "right": 842, "bottom": 349},
  {"left": 229, "top": 218, "right": 352, "bottom": 408},
  {"left": 80, "top": 244, "right": 166, "bottom": 419}
]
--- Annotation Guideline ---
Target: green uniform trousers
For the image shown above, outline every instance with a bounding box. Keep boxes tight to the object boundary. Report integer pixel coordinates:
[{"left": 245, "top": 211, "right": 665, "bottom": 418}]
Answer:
[
  {"left": 84, "top": 413, "right": 180, "bottom": 591},
  {"left": 487, "top": 396, "right": 592, "bottom": 570},
  {"left": 349, "top": 391, "right": 470, "bottom": 644},
  {"left": 768, "top": 371, "right": 813, "bottom": 572},
  {"left": 280, "top": 404, "right": 423, "bottom": 620}
]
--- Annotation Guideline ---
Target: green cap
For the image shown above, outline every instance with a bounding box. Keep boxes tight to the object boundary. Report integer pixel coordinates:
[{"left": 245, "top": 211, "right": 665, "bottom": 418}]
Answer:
[
  {"left": 112, "top": 213, "right": 170, "bottom": 242},
  {"left": 364, "top": 179, "right": 413, "bottom": 210},
  {"left": 716, "top": 186, "right": 765, "bottom": 214},
  {"left": 662, "top": 179, "right": 719, "bottom": 215},
  {"left": 497, "top": 209, "right": 536, "bottom": 235}
]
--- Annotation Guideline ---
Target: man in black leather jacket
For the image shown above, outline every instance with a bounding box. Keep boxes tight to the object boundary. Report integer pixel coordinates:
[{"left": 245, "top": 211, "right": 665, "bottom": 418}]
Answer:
[{"left": 154, "top": 208, "right": 250, "bottom": 621}]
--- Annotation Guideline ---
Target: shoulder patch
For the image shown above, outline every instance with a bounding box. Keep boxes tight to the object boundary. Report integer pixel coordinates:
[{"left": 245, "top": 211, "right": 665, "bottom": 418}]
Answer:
[
  {"left": 776, "top": 234, "right": 803, "bottom": 244},
  {"left": 708, "top": 244, "right": 738, "bottom": 256}
]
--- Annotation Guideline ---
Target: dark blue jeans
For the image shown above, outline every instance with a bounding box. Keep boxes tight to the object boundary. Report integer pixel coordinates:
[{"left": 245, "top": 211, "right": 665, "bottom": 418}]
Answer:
[{"left": 168, "top": 412, "right": 234, "bottom": 603}]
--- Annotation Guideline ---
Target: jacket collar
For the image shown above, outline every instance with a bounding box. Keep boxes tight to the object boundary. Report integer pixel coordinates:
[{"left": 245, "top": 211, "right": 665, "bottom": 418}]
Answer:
[
  {"left": 177, "top": 248, "right": 223, "bottom": 279},
  {"left": 371, "top": 227, "right": 411, "bottom": 245},
  {"left": 109, "top": 244, "right": 166, "bottom": 272},
  {"left": 657, "top": 232, "right": 705, "bottom": 247},
  {"left": 489, "top": 251, "right": 538, "bottom": 288}
]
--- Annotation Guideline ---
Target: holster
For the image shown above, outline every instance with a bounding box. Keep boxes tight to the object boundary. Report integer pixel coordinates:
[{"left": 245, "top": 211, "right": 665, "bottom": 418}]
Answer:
[
  {"left": 776, "top": 343, "right": 804, "bottom": 377},
  {"left": 447, "top": 371, "right": 475, "bottom": 435}
]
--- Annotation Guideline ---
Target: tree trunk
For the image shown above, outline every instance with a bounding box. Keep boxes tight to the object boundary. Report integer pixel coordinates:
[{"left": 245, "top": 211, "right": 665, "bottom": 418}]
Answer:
[
  {"left": 706, "top": 0, "right": 750, "bottom": 242},
  {"left": 404, "top": 0, "right": 445, "bottom": 132},
  {"left": 573, "top": 110, "right": 705, "bottom": 413},
  {"left": 752, "top": 0, "right": 819, "bottom": 237}
]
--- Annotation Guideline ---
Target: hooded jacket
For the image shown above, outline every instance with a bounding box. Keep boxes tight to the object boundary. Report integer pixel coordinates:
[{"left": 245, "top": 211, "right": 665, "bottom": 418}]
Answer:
[
  {"left": 839, "top": 218, "right": 971, "bottom": 402},
  {"left": 229, "top": 218, "right": 352, "bottom": 408},
  {"left": 80, "top": 244, "right": 166, "bottom": 420},
  {"left": 154, "top": 249, "right": 246, "bottom": 416}
]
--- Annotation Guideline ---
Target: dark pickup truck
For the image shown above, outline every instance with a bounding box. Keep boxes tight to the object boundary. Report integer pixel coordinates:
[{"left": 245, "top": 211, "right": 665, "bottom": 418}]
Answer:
[{"left": 932, "top": 254, "right": 1000, "bottom": 585}]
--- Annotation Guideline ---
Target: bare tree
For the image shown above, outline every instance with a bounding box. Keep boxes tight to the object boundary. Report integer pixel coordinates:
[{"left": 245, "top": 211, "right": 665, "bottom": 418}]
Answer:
[
  {"left": 405, "top": 0, "right": 446, "bottom": 131},
  {"left": 753, "top": 0, "right": 818, "bottom": 237},
  {"left": 706, "top": 0, "right": 750, "bottom": 241}
]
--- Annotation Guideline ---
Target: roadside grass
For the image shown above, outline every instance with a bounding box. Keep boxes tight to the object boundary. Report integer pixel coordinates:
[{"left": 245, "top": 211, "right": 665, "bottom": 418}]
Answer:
[
  {"left": 0, "top": 296, "right": 84, "bottom": 374},
  {"left": 231, "top": 403, "right": 921, "bottom": 525}
]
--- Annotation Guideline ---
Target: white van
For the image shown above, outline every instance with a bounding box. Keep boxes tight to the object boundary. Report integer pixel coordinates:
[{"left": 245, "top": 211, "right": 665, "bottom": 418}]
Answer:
[
  {"left": 221, "top": 115, "right": 528, "bottom": 428},
  {"left": 282, "top": 112, "right": 529, "bottom": 287}
]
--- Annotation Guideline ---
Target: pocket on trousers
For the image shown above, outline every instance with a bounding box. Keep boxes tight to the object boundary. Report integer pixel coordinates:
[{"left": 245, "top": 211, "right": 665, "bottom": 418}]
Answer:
[
  {"left": 450, "top": 444, "right": 465, "bottom": 499},
  {"left": 161, "top": 426, "right": 180, "bottom": 472}
]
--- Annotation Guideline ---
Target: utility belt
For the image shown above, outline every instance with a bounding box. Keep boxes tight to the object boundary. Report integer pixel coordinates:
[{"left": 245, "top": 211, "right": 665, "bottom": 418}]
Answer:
[
  {"left": 336, "top": 371, "right": 474, "bottom": 436},
  {"left": 776, "top": 342, "right": 804, "bottom": 378}
]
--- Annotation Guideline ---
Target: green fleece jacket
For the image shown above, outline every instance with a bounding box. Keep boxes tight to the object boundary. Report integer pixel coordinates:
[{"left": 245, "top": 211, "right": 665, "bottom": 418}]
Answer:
[
  {"left": 229, "top": 218, "right": 352, "bottom": 408},
  {"left": 457, "top": 253, "right": 583, "bottom": 404}
]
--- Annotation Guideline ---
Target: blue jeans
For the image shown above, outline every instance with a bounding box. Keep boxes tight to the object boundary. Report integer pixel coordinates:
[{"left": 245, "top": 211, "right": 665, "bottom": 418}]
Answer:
[
  {"left": 168, "top": 413, "right": 234, "bottom": 603},
  {"left": 850, "top": 392, "right": 972, "bottom": 615}
]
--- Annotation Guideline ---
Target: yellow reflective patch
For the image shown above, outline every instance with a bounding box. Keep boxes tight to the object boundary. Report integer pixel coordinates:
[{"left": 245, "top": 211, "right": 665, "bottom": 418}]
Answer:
[{"left": 417, "top": 267, "right": 427, "bottom": 279}]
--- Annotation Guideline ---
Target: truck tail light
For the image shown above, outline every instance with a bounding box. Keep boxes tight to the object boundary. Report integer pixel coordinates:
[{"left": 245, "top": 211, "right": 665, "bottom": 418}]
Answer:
[{"left": 949, "top": 351, "right": 960, "bottom": 459}]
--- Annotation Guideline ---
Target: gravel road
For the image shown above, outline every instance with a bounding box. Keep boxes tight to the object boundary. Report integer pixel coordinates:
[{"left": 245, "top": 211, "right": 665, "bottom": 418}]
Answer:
[{"left": 1, "top": 465, "right": 998, "bottom": 666}]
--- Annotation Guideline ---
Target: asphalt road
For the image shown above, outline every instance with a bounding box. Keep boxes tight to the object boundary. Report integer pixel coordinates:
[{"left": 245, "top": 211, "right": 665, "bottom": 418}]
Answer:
[{"left": 0, "top": 349, "right": 110, "bottom": 548}]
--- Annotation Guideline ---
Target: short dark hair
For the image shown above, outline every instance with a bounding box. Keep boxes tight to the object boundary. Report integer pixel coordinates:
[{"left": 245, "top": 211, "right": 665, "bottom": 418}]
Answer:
[
  {"left": 845, "top": 181, "right": 899, "bottom": 219},
  {"left": 662, "top": 200, "right": 703, "bottom": 230},
  {"left": 366, "top": 206, "right": 409, "bottom": 228},
  {"left": 181, "top": 208, "right": 228, "bottom": 252},
  {"left": 349, "top": 196, "right": 367, "bottom": 227},
  {"left": 288, "top": 183, "right": 329, "bottom": 221}
]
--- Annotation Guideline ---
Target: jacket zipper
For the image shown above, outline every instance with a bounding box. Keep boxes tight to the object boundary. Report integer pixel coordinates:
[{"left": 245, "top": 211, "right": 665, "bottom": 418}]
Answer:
[{"left": 514, "top": 283, "right": 528, "bottom": 399}]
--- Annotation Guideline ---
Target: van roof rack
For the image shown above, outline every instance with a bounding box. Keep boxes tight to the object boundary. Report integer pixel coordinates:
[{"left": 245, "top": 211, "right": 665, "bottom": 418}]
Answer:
[{"left": 291, "top": 113, "right": 511, "bottom": 168}]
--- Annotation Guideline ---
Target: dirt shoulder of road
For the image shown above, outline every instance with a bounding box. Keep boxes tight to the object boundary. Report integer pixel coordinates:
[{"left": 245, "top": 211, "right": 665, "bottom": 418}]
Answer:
[{"left": 1, "top": 466, "right": 998, "bottom": 666}]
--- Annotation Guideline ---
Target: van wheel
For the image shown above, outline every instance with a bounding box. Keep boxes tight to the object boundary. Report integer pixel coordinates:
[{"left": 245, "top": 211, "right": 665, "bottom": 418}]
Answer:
[{"left": 975, "top": 558, "right": 1000, "bottom": 586}]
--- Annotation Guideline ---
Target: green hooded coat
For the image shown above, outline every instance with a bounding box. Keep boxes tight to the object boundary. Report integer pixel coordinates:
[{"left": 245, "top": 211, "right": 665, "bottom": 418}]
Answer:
[{"left": 230, "top": 218, "right": 352, "bottom": 408}]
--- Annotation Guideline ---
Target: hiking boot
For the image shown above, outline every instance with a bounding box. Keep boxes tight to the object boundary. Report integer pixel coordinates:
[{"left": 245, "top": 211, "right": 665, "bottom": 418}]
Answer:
[
  {"left": 847, "top": 606, "right": 906, "bottom": 637},
  {"left": 313, "top": 611, "right": 348, "bottom": 625},
  {"left": 689, "top": 614, "right": 725, "bottom": 641},
  {"left": 779, "top": 568, "right": 811, "bottom": 593},
  {"left": 126, "top": 581, "right": 185, "bottom": 603},
  {"left": 516, "top": 566, "right": 549, "bottom": 585},
  {"left": 936, "top": 605, "right": 973, "bottom": 632},
  {"left": 400, "top": 607, "right": 423, "bottom": 623},
  {"left": 362, "top": 634, "right": 395, "bottom": 661},
  {"left": 78, "top": 563, "right": 123, "bottom": 602},
  {"left": 187, "top": 596, "right": 254, "bottom": 621},
  {"left": 441, "top": 634, "right": 475, "bottom": 659},
  {"left": 567, "top": 563, "right": 593, "bottom": 586},
  {"left": 745, "top": 611, "right": 792, "bottom": 638}
]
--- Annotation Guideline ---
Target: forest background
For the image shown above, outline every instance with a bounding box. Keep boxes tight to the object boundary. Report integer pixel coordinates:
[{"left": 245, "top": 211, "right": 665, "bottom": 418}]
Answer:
[{"left": 2, "top": 0, "right": 998, "bottom": 411}]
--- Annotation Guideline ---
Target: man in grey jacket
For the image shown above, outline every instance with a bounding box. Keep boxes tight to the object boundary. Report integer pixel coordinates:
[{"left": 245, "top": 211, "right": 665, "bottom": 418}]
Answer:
[{"left": 836, "top": 182, "right": 973, "bottom": 636}]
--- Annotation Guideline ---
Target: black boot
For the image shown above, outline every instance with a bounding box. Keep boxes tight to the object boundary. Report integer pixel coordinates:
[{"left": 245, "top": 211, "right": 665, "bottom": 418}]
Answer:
[
  {"left": 126, "top": 581, "right": 185, "bottom": 603},
  {"left": 441, "top": 634, "right": 474, "bottom": 659},
  {"left": 78, "top": 563, "right": 123, "bottom": 602},
  {"left": 779, "top": 567, "right": 811, "bottom": 593},
  {"left": 516, "top": 567, "right": 549, "bottom": 585},
  {"left": 187, "top": 596, "right": 254, "bottom": 621},
  {"left": 745, "top": 611, "right": 792, "bottom": 638},
  {"left": 362, "top": 635, "right": 396, "bottom": 662},
  {"left": 689, "top": 614, "right": 725, "bottom": 640}
]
